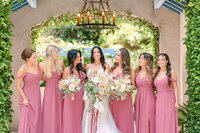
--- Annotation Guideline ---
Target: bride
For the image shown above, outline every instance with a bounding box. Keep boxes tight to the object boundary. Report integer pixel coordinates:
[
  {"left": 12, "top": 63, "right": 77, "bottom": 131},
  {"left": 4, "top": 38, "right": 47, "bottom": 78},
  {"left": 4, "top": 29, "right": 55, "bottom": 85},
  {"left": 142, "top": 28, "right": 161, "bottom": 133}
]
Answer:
[{"left": 82, "top": 46, "right": 120, "bottom": 133}]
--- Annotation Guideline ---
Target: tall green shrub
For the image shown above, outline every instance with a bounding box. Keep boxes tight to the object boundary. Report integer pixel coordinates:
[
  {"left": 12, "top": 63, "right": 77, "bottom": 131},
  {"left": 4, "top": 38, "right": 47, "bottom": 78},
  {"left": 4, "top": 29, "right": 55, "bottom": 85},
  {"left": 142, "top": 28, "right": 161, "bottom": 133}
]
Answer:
[
  {"left": 0, "top": 0, "right": 14, "bottom": 132},
  {"left": 180, "top": 0, "right": 200, "bottom": 132}
]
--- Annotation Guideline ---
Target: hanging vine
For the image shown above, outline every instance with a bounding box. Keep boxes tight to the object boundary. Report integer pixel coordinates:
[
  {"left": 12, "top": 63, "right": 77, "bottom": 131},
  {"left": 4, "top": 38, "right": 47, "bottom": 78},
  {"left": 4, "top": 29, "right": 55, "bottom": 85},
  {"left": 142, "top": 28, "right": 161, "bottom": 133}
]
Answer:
[{"left": 0, "top": 0, "right": 14, "bottom": 132}]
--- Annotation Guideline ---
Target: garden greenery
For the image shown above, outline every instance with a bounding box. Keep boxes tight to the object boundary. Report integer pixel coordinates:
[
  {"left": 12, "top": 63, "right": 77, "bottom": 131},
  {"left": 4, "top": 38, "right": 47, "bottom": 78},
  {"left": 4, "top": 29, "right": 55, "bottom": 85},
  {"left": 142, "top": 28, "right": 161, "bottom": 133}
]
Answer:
[
  {"left": 178, "top": 0, "right": 200, "bottom": 132},
  {"left": 0, "top": 0, "right": 14, "bottom": 132},
  {"left": 31, "top": 12, "right": 159, "bottom": 68}
]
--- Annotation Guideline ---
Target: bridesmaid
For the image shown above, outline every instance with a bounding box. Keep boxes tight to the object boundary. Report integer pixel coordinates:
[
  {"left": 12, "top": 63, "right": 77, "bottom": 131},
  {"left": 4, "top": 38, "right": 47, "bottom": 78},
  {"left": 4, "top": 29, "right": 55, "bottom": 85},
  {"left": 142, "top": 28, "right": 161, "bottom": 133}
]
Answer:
[
  {"left": 134, "top": 53, "right": 156, "bottom": 133},
  {"left": 154, "top": 53, "right": 179, "bottom": 133},
  {"left": 110, "top": 48, "right": 135, "bottom": 133},
  {"left": 39, "top": 45, "right": 64, "bottom": 133},
  {"left": 16, "top": 48, "right": 42, "bottom": 133},
  {"left": 62, "top": 49, "right": 86, "bottom": 133}
]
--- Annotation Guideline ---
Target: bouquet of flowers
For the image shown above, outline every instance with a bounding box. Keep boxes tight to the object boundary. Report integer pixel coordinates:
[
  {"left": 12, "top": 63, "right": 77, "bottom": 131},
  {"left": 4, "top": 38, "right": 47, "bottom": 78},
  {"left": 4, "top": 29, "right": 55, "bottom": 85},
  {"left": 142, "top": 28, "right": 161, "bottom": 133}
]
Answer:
[
  {"left": 83, "top": 70, "right": 114, "bottom": 112},
  {"left": 58, "top": 75, "right": 81, "bottom": 100},
  {"left": 110, "top": 74, "right": 133, "bottom": 101}
]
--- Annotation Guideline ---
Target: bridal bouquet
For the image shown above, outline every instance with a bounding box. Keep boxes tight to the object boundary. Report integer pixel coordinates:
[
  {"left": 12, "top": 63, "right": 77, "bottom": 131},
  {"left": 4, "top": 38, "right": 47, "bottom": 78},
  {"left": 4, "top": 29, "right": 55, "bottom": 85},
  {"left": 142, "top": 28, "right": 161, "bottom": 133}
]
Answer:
[
  {"left": 110, "top": 74, "right": 133, "bottom": 100},
  {"left": 58, "top": 75, "right": 81, "bottom": 100},
  {"left": 83, "top": 70, "right": 114, "bottom": 112}
]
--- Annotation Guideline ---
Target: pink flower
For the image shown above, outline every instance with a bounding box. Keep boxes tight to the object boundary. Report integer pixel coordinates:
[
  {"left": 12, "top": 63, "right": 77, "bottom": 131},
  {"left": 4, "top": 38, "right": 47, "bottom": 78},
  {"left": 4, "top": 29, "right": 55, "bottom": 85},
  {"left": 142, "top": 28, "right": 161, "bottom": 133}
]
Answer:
[
  {"left": 99, "top": 89, "right": 104, "bottom": 95},
  {"left": 69, "top": 84, "right": 75, "bottom": 91}
]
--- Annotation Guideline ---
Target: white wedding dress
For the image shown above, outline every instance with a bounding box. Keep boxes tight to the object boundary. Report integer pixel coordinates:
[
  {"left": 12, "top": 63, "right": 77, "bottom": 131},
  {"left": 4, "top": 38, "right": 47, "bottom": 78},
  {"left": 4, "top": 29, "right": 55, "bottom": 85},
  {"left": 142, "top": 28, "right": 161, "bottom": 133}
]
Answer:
[{"left": 82, "top": 68, "right": 120, "bottom": 133}]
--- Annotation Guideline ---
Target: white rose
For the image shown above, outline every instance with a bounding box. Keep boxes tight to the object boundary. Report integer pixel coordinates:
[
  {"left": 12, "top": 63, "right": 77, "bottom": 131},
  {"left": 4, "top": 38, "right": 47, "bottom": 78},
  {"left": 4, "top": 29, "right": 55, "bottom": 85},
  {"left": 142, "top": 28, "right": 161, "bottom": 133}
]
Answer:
[
  {"left": 111, "top": 86, "right": 115, "bottom": 90},
  {"left": 122, "top": 84, "right": 126, "bottom": 90},
  {"left": 65, "top": 80, "right": 69, "bottom": 84},
  {"left": 69, "top": 84, "right": 75, "bottom": 91},
  {"left": 99, "top": 89, "right": 104, "bottom": 95}
]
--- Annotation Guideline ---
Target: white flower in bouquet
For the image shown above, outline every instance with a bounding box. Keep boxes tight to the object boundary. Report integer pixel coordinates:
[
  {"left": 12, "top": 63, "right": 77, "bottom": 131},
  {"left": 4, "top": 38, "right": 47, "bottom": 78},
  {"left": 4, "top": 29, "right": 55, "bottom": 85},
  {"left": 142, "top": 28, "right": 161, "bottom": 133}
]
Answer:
[
  {"left": 65, "top": 80, "right": 70, "bottom": 85},
  {"left": 111, "top": 74, "right": 133, "bottom": 100},
  {"left": 58, "top": 75, "right": 81, "bottom": 100},
  {"left": 69, "top": 84, "right": 76, "bottom": 91},
  {"left": 84, "top": 70, "right": 114, "bottom": 112}
]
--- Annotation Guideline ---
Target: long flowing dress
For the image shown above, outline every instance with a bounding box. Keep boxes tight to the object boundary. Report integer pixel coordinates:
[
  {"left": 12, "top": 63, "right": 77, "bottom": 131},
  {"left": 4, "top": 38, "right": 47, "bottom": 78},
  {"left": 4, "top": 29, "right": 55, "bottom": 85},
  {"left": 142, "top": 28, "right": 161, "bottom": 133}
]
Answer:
[
  {"left": 134, "top": 72, "right": 156, "bottom": 133},
  {"left": 17, "top": 69, "right": 42, "bottom": 133},
  {"left": 154, "top": 77, "right": 178, "bottom": 133},
  {"left": 109, "top": 73, "right": 135, "bottom": 133},
  {"left": 42, "top": 71, "right": 63, "bottom": 133},
  {"left": 62, "top": 72, "right": 86, "bottom": 133},
  {"left": 82, "top": 69, "right": 120, "bottom": 133}
]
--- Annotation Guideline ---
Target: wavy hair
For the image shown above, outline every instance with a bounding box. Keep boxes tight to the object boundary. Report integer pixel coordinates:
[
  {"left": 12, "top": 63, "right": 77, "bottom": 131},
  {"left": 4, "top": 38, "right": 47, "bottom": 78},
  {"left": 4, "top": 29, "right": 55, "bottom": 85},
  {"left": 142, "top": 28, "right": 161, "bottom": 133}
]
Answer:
[
  {"left": 44, "top": 45, "right": 63, "bottom": 78},
  {"left": 111, "top": 48, "right": 131, "bottom": 75},
  {"left": 67, "top": 49, "right": 86, "bottom": 76},
  {"left": 90, "top": 46, "right": 106, "bottom": 71},
  {"left": 154, "top": 53, "right": 172, "bottom": 87},
  {"left": 135, "top": 53, "right": 154, "bottom": 80}
]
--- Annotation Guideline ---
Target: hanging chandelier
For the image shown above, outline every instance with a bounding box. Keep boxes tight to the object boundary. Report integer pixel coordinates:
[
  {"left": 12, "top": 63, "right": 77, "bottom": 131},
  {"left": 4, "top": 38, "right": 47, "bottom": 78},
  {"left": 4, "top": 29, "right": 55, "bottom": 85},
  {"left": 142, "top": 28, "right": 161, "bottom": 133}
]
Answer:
[{"left": 76, "top": 0, "right": 116, "bottom": 30}]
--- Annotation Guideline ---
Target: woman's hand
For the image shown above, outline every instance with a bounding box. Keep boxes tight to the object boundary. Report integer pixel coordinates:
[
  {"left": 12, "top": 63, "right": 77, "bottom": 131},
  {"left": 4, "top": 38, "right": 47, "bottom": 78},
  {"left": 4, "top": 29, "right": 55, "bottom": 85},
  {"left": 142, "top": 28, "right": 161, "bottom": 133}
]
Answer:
[
  {"left": 69, "top": 93, "right": 75, "bottom": 100},
  {"left": 23, "top": 99, "right": 29, "bottom": 106},
  {"left": 175, "top": 102, "right": 179, "bottom": 111}
]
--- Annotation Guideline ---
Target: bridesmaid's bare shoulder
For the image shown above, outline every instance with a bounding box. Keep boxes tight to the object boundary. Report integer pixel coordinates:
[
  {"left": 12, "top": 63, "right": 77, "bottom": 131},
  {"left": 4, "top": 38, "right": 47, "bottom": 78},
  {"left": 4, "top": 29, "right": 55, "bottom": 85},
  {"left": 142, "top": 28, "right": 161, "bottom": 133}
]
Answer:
[
  {"left": 130, "top": 66, "right": 135, "bottom": 74},
  {"left": 171, "top": 69, "right": 177, "bottom": 80},
  {"left": 63, "top": 66, "right": 71, "bottom": 79},
  {"left": 64, "top": 66, "right": 70, "bottom": 73},
  {"left": 152, "top": 68, "right": 157, "bottom": 77},
  {"left": 17, "top": 64, "right": 26, "bottom": 77}
]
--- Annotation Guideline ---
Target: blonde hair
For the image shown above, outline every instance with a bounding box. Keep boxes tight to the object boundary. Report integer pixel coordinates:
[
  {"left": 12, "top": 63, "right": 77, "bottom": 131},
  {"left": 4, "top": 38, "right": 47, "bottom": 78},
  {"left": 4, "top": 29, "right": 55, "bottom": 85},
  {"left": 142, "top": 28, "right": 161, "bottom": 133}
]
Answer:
[{"left": 44, "top": 45, "right": 63, "bottom": 78}]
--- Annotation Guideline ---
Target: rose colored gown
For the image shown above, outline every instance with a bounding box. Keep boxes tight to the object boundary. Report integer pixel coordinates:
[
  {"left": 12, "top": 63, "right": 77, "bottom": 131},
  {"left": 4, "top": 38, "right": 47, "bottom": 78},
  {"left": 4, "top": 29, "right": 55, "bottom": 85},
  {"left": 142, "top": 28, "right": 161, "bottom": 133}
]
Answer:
[
  {"left": 42, "top": 71, "right": 63, "bottom": 133},
  {"left": 17, "top": 69, "right": 42, "bottom": 133},
  {"left": 154, "top": 77, "right": 178, "bottom": 133},
  {"left": 62, "top": 72, "right": 86, "bottom": 133},
  {"left": 110, "top": 73, "right": 135, "bottom": 133},
  {"left": 134, "top": 72, "right": 156, "bottom": 133}
]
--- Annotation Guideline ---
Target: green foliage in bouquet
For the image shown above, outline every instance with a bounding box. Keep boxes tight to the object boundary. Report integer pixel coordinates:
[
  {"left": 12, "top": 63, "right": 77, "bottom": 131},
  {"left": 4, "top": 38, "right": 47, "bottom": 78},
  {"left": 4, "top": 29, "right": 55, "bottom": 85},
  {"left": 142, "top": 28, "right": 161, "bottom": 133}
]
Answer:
[{"left": 83, "top": 80, "right": 99, "bottom": 111}]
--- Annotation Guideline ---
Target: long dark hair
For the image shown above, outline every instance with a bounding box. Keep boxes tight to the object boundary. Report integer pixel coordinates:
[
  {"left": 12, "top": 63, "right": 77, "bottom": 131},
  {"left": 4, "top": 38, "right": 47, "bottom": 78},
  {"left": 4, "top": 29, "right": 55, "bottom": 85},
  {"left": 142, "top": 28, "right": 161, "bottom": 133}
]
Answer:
[
  {"left": 90, "top": 46, "right": 106, "bottom": 71},
  {"left": 111, "top": 48, "right": 131, "bottom": 75},
  {"left": 154, "top": 53, "right": 172, "bottom": 86},
  {"left": 135, "top": 53, "right": 154, "bottom": 80},
  {"left": 67, "top": 49, "right": 86, "bottom": 76}
]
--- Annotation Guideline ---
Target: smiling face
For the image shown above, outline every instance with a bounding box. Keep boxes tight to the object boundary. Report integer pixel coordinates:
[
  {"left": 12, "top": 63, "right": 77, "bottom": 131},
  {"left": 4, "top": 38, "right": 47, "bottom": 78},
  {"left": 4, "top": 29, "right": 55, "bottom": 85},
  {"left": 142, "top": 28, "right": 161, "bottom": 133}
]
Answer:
[
  {"left": 74, "top": 52, "right": 81, "bottom": 64},
  {"left": 157, "top": 55, "right": 168, "bottom": 68},
  {"left": 26, "top": 52, "right": 37, "bottom": 64},
  {"left": 138, "top": 54, "right": 147, "bottom": 67},
  {"left": 93, "top": 48, "right": 101, "bottom": 61},
  {"left": 52, "top": 49, "right": 59, "bottom": 60},
  {"left": 115, "top": 50, "right": 122, "bottom": 64}
]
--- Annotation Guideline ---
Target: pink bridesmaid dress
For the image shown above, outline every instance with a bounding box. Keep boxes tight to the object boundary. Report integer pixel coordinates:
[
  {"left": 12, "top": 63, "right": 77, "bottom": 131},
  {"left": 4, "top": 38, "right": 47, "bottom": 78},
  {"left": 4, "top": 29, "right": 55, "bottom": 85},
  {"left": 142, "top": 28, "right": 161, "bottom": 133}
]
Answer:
[
  {"left": 42, "top": 71, "right": 63, "bottom": 133},
  {"left": 62, "top": 72, "right": 86, "bottom": 133},
  {"left": 17, "top": 69, "right": 42, "bottom": 133},
  {"left": 154, "top": 77, "right": 178, "bottom": 133},
  {"left": 134, "top": 72, "right": 156, "bottom": 133},
  {"left": 110, "top": 73, "right": 135, "bottom": 133}
]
